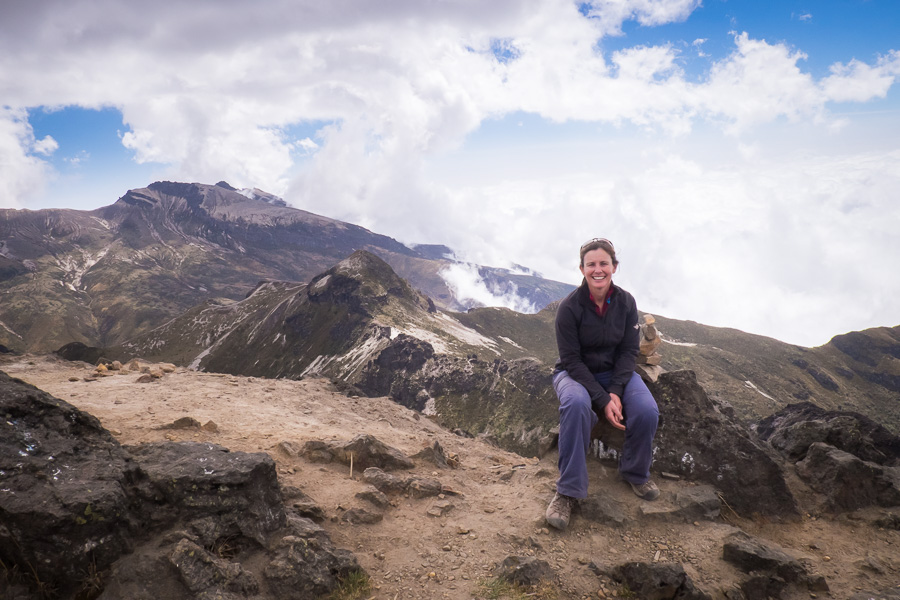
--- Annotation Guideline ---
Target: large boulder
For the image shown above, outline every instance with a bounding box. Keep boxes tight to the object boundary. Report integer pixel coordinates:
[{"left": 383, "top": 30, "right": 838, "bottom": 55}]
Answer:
[
  {"left": 0, "top": 370, "right": 141, "bottom": 596},
  {"left": 301, "top": 433, "right": 415, "bottom": 471},
  {"left": 722, "top": 531, "right": 829, "bottom": 597},
  {"left": 263, "top": 515, "right": 362, "bottom": 599},
  {"left": 647, "top": 371, "right": 799, "bottom": 519},
  {"left": 757, "top": 402, "right": 900, "bottom": 466},
  {"left": 606, "top": 562, "right": 711, "bottom": 600},
  {"left": 126, "top": 441, "right": 286, "bottom": 544},
  {"left": 796, "top": 442, "right": 900, "bottom": 512},
  {"left": 1, "top": 370, "right": 361, "bottom": 600}
]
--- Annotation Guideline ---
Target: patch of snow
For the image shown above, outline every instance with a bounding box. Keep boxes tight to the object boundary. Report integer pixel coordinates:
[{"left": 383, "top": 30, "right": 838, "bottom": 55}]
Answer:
[
  {"left": 335, "top": 334, "right": 389, "bottom": 378},
  {"left": 430, "top": 312, "right": 499, "bottom": 352},
  {"left": 498, "top": 336, "right": 523, "bottom": 349},
  {"left": 422, "top": 396, "right": 437, "bottom": 416},
  {"left": 302, "top": 354, "right": 333, "bottom": 377},
  {"left": 0, "top": 320, "right": 22, "bottom": 339},
  {"left": 55, "top": 245, "right": 110, "bottom": 290},
  {"left": 89, "top": 217, "right": 110, "bottom": 230},
  {"left": 397, "top": 326, "right": 451, "bottom": 354},
  {"left": 743, "top": 380, "right": 775, "bottom": 400},
  {"left": 389, "top": 327, "right": 400, "bottom": 340},
  {"left": 188, "top": 347, "right": 213, "bottom": 370},
  {"left": 662, "top": 338, "right": 697, "bottom": 347},
  {"left": 314, "top": 275, "right": 331, "bottom": 290}
]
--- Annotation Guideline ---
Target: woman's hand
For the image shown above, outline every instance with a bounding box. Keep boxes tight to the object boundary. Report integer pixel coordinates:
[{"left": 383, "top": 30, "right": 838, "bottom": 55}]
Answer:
[{"left": 605, "top": 393, "right": 626, "bottom": 430}]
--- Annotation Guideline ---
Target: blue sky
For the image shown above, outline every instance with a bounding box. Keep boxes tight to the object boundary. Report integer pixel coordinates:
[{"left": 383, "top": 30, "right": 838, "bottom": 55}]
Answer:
[{"left": 1, "top": 0, "right": 899, "bottom": 346}]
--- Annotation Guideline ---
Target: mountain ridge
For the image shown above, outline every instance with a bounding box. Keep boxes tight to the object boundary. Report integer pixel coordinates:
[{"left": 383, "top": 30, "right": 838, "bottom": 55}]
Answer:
[{"left": 0, "top": 181, "right": 573, "bottom": 353}]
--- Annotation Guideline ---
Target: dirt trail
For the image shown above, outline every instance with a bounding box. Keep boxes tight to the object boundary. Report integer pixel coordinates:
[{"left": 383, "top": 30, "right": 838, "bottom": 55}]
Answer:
[{"left": 2, "top": 354, "right": 898, "bottom": 599}]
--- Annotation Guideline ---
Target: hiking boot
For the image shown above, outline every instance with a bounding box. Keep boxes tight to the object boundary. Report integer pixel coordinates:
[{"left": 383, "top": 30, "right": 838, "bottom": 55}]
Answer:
[
  {"left": 545, "top": 492, "right": 574, "bottom": 530},
  {"left": 630, "top": 479, "right": 660, "bottom": 501}
]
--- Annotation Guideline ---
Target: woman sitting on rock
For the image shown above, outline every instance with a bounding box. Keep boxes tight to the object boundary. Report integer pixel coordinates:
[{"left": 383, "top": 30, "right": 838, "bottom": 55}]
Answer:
[{"left": 545, "top": 237, "right": 660, "bottom": 531}]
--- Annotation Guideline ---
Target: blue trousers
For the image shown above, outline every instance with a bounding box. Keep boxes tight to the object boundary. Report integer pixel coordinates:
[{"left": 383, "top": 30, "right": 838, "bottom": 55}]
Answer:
[{"left": 553, "top": 370, "right": 659, "bottom": 499}]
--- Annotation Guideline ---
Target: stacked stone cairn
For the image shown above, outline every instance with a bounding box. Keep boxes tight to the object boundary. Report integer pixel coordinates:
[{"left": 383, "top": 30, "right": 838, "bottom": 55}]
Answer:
[{"left": 635, "top": 314, "right": 663, "bottom": 383}]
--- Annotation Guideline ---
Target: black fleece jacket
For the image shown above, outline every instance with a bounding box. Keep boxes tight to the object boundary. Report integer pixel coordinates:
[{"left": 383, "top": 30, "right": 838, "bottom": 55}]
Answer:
[{"left": 553, "top": 280, "right": 640, "bottom": 412}]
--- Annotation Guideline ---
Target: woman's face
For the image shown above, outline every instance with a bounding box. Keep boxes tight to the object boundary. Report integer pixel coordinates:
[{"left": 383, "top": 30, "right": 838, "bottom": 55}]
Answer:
[{"left": 580, "top": 247, "right": 617, "bottom": 297}]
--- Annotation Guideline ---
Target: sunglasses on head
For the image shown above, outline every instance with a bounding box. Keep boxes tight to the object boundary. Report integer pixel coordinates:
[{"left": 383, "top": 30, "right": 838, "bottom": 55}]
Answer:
[{"left": 580, "top": 238, "right": 614, "bottom": 252}]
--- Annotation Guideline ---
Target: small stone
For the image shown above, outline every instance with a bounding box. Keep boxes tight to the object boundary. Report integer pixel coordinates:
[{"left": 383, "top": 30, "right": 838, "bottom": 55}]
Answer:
[
  {"left": 68, "top": 377, "right": 80, "bottom": 382},
  {"left": 823, "top": 556, "right": 831, "bottom": 561}
]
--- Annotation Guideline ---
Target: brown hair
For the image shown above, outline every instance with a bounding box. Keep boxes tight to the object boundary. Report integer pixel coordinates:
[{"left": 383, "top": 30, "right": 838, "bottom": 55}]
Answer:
[{"left": 579, "top": 238, "right": 618, "bottom": 267}]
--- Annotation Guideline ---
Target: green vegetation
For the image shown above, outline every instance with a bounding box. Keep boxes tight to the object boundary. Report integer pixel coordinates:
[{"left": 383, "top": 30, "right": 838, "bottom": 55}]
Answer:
[
  {"left": 476, "top": 576, "right": 559, "bottom": 599},
  {"left": 326, "top": 569, "right": 371, "bottom": 600}
]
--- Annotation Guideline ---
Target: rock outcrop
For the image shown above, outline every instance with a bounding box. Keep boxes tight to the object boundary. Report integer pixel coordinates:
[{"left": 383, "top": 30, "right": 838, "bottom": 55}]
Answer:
[
  {"left": 0, "top": 370, "right": 361, "bottom": 600},
  {"left": 647, "top": 370, "right": 799, "bottom": 519},
  {"left": 606, "top": 561, "right": 711, "bottom": 600},
  {"left": 722, "top": 531, "right": 829, "bottom": 598},
  {"left": 758, "top": 402, "right": 900, "bottom": 513},
  {"left": 796, "top": 442, "right": 900, "bottom": 512},
  {"left": 0, "top": 371, "right": 141, "bottom": 593},
  {"left": 757, "top": 401, "right": 900, "bottom": 466}
]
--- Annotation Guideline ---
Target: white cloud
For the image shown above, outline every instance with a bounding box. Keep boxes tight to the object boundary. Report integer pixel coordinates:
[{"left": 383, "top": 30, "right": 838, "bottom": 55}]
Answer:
[
  {"left": 440, "top": 263, "right": 538, "bottom": 313},
  {"left": 65, "top": 150, "right": 90, "bottom": 167},
  {"left": 581, "top": 0, "right": 702, "bottom": 34},
  {"left": 296, "top": 137, "right": 319, "bottom": 153},
  {"left": 0, "top": 1, "right": 898, "bottom": 343},
  {"left": 820, "top": 52, "right": 900, "bottom": 103},
  {"left": 0, "top": 107, "right": 55, "bottom": 208},
  {"left": 32, "top": 134, "right": 58, "bottom": 156}
]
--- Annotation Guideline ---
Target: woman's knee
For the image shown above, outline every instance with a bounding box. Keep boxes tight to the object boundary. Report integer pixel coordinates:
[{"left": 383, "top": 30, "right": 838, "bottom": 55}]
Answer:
[
  {"left": 623, "top": 375, "right": 659, "bottom": 423},
  {"left": 554, "top": 373, "right": 592, "bottom": 413}
]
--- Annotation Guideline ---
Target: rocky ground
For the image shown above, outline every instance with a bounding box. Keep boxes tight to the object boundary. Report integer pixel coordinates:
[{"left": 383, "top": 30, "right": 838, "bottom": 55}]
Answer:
[{"left": 2, "top": 353, "right": 899, "bottom": 599}]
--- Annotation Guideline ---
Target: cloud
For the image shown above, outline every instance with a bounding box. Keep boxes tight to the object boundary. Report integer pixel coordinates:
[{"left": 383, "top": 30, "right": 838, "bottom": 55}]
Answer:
[
  {"left": 1, "top": 1, "right": 898, "bottom": 343},
  {"left": 0, "top": 107, "right": 55, "bottom": 208},
  {"left": 295, "top": 137, "right": 319, "bottom": 154},
  {"left": 32, "top": 134, "right": 58, "bottom": 156},
  {"left": 580, "top": 0, "right": 702, "bottom": 34},
  {"left": 429, "top": 142, "right": 900, "bottom": 347},
  {"left": 820, "top": 52, "right": 900, "bottom": 103},
  {"left": 440, "top": 262, "right": 538, "bottom": 313},
  {"left": 65, "top": 150, "right": 90, "bottom": 167}
]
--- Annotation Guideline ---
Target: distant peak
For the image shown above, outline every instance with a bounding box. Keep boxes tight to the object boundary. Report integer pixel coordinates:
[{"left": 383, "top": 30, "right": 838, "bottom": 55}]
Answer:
[
  {"left": 332, "top": 250, "right": 399, "bottom": 280},
  {"left": 308, "top": 250, "right": 424, "bottom": 308},
  {"left": 215, "top": 181, "right": 237, "bottom": 191}
]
